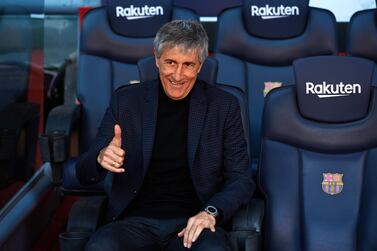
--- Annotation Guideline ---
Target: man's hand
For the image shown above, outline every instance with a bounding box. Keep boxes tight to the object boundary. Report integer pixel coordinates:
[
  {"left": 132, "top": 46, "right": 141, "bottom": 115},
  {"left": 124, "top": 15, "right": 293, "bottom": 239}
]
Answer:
[
  {"left": 177, "top": 211, "right": 216, "bottom": 249},
  {"left": 97, "top": 124, "right": 125, "bottom": 173}
]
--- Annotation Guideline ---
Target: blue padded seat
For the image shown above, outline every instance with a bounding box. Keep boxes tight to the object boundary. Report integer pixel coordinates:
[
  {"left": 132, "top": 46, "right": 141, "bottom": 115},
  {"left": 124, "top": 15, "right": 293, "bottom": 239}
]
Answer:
[
  {"left": 213, "top": 0, "right": 338, "bottom": 171},
  {"left": 60, "top": 55, "right": 261, "bottom": 251},
  {"left": 346, "top": 8, "right": 377, "bottom": 84},
  {"left": 260, "top": 56, "right": 377, "bottom": 251},
  {"left": 78, "top": 0, "right": 198, "bottom": 153},
  {"left": 61, "top": 0, "right": 198, "bottom": 190}
]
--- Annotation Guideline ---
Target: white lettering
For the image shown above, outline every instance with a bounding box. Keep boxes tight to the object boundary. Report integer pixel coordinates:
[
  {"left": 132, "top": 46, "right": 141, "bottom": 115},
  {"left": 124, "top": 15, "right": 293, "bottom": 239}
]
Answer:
[
  {"left": 305, "top": 81, "right": 362, "bottom": 98},
  {"left": 115, "top": 5, "right": 164, "bottom": 20},
  {"left": 116, "top": 6, "right": 123, "bottom": 17},
  {"left": 250, "top": 4, "right": 300, "bottom": 19}
]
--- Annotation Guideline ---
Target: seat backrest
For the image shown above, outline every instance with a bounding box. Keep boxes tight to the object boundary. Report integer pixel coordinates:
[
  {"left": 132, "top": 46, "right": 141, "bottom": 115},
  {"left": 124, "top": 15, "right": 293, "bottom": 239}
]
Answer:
[
  {"left": 346, "top": 8, "right": 377, "bottom": 84},
  {"left": 213, "top": 0, "right": 338, "bottom": 169},
  {"left": 260, "top": 56, "right": 377, "bottom": 251},
  {"left": 77, "top": 0, "right": 198, "bottom": 152}
]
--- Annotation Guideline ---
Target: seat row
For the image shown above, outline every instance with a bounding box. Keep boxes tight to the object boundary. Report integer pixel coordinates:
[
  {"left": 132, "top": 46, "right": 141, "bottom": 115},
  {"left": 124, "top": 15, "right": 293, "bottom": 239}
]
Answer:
[
  {"left": 41, "top": 1, "right": 377, "bottom": 250},
  {"left": 1, "top": 0, "right": 377, "bottom": 250},
  {"left": 72, "top": 0, "right": 377, "bottom": 179}
]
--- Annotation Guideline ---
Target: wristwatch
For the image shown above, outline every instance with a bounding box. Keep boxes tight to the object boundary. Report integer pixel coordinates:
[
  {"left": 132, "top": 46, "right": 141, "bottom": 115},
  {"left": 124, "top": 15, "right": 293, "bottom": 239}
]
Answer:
[{"left": 204, "top": 205, "right": 219, "bottom": 218}]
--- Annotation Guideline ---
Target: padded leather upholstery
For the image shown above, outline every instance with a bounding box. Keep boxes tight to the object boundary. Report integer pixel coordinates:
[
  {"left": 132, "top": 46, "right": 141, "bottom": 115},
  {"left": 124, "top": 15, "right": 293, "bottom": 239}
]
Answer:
[
  {"left": 346, "top": 8, "right": 377, "bottom": 84},
  {"left": 242, "top": 0, "right": 309, "bottom": 39},
  {"left": 213, "top": 0, "right": 338, "bottom": 170},
  {"left": 260, "top": 56, "right": 377, "bottom": 251},
  {"left": 63, "top": 1, "right": 198, "bottom": 190}
]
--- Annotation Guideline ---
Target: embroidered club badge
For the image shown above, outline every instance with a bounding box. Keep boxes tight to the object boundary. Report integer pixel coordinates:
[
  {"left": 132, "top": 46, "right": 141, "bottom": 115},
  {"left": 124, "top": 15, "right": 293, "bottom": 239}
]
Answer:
[
  {"left": 263, "top": 81, "right": 282, "bottom": 97},
  {"left": 322, "top": 173, "right": 344, "bottom": 195}
]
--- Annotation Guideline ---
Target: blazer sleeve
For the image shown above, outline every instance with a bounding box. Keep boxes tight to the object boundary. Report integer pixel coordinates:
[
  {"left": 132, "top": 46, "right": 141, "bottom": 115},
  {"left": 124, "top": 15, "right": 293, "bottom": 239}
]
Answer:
[
  {"left": 76, "top": 91, "right": 120, "bottom": 185},
  {"left": 205, "top": 96, "right": 255, "bottom": 222}
]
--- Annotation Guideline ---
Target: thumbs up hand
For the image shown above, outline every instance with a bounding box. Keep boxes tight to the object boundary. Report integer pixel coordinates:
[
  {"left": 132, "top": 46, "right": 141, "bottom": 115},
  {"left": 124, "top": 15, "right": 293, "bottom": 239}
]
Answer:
[
  {"left": 111, "top": 123, "right": 122, "bottom": 147},
  {"left": 97, "top": 124, "right": 125, "bottom": 173}
]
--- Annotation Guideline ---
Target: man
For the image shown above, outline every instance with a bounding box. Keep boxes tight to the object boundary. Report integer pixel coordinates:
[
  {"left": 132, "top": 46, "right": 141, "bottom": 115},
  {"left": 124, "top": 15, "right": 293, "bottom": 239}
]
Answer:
[{"left": 76, "top": 20, "right": 254, "bottom": 251}]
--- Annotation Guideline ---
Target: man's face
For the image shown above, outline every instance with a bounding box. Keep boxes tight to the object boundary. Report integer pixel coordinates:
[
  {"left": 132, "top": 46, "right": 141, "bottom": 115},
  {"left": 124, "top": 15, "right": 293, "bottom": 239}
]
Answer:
[{"left": 155, "top": 46, "right": 203, "bottom": 100}]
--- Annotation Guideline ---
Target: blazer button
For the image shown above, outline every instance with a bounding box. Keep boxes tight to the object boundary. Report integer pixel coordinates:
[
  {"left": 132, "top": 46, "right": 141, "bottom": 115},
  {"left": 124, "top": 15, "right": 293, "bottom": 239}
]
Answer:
[
  {"left": 133, "top": 190, "right": 137, "bottom": 194},
  {"left": 112, "top": 216, "right": 116, "bottom": 221},
  {"left": 90, "top": 177, "right": 96, "bottom": 182}
]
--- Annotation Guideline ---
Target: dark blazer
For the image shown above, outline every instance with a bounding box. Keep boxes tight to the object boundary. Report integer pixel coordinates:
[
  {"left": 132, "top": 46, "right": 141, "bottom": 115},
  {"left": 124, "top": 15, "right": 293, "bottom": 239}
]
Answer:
[{"left": 76, "top": 79, "right": 255, "bottom": 222}]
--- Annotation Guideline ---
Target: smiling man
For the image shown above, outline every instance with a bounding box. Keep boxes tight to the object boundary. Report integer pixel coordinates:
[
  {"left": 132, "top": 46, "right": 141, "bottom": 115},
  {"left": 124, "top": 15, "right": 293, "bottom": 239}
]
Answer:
[{"left": 77, "top": 20, "right": 254, "bottom": 251}]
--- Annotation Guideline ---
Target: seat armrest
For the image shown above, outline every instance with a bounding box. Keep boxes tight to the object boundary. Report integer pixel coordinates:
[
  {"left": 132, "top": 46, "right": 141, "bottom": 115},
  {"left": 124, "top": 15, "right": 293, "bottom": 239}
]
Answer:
[
  {"left": 45, "top": 104, "right": 81, "bottom": 136},
  {"left": 229, "top": 199, "right": 264, "bottom": 251},
  {"left": 231, "top": 198, "right": 264, "bottom": 232},
  {"left": 39, "top": 104, "right": 81, "bottom": 184},
  {"left": 67, "top": 196, "right": 107, "bottom": 233}
]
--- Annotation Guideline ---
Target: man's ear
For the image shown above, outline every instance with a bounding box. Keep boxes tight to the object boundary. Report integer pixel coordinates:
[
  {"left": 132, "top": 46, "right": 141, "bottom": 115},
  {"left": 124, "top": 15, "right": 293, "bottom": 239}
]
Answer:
[
  {"left": 197, "top": 61, "right": 204, "bottom": 74},
  {"left": 153, "top": 48, "right": 159, "bottom": 69}
]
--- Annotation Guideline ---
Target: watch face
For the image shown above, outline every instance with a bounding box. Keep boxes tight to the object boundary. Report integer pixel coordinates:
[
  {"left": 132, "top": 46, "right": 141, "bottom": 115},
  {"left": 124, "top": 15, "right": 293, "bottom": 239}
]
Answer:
[
  {"left": 208, "top": 207, "right": 216, "bottom": 213},
  {"left": 206, "top": 206, "right": 218, "bottom": 216}
]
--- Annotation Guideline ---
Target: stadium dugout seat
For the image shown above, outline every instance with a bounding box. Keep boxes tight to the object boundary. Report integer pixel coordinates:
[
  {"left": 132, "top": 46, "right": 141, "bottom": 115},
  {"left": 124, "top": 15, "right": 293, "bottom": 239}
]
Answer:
[
  {"left": 213, "top": 0, "right": 338, "bottom": 173},
  {"left": 36, "top": 1, "right": 263, "bottom": 250},
  {"left": 346, "top": 8, "right": 377, "bottom": 84},
  {"left": 0, "top": 8, "right": 39, "bottom": 186},
  {"left": 40, "top": 0, "right": 199, "bottom": 193},
  {"left": 57, "top": 55, "right": 263, "bottom": 251},
  {"left": 260, "top": 55, "right": 377, "bottom": 251}
]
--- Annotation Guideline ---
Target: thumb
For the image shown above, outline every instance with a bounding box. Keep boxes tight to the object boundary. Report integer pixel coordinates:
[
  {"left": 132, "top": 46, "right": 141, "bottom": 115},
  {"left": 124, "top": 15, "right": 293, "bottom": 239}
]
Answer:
[
  {"left": 177, "top": 228, "right": 186, "bottom": 237},
  {"left": 111, "top": 124, "right": 122, "bottom": 147}
]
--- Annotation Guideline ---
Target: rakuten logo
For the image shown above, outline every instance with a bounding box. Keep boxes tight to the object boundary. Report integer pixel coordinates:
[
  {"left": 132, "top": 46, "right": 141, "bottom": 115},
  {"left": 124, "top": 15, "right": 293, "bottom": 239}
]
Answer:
[
  {"left": 251, "top": 5, "right": 299, "bottom": 19},
  {"left": 306, "top": 81, "right": 361, "bottom": 98},
  {"left": 116, "top": 5, "right": 163, "bottom": 20}
]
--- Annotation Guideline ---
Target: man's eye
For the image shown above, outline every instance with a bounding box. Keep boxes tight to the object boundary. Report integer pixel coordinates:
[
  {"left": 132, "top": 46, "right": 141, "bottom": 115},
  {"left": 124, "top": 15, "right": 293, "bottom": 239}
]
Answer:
[{"left": 185, "top": 63, "right": 195, "bottom": 68}]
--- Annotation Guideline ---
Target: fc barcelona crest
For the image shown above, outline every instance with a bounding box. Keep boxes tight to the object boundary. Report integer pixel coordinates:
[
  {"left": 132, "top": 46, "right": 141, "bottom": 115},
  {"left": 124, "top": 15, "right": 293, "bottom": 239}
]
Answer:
[
  {"left": 263, "top": 81, "right": 282, "bottom": 97},
  {"left": 322, "top": 173, "right": 344, "bottom": 195}
]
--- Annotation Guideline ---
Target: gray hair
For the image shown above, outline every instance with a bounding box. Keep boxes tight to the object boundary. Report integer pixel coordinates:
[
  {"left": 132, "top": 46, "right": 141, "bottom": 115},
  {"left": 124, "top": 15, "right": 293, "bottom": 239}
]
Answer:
[{"left": 154, "top": 20, "right": 208, "bottom": 63}]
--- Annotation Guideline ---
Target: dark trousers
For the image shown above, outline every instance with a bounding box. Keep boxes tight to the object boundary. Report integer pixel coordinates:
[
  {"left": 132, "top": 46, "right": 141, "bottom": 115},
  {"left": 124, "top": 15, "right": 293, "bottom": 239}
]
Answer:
[{"left": 85, "top": 216, "right": 232, "bottom": 251}]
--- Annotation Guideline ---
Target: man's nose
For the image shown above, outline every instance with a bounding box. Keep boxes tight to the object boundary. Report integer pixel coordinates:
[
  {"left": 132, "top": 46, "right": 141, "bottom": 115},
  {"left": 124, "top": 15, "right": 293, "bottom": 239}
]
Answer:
[{"left": 173, "top": 64, "right": 183, "bottom": 80}]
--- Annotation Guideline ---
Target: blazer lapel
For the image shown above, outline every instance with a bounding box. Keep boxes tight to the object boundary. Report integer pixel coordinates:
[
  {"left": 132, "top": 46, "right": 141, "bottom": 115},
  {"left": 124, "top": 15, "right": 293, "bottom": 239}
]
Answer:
[
  {"left": 187, "top": 81, "right": 207, "bottom": 171},
  {"left": 142, "top": 81, "right": 158, "bottom": 173}
]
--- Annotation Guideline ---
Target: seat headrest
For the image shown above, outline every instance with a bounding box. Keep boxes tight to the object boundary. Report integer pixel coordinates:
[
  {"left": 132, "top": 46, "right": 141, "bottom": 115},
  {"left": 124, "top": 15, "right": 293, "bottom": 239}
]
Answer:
[
  {"left": 138, "top": 56, "right": 218, "bottom": 85},
  {"left": 242, "top": 0, "right": 309, "bottom": 39},
  {"left": 346, "top": 9, "right": 377, "bottom": 62},
  {"left": 294, "top": 56, "right": 374, "bottom": 123},
  {"left": 107, "top": 0, "right": 173, "bottom": 37}
]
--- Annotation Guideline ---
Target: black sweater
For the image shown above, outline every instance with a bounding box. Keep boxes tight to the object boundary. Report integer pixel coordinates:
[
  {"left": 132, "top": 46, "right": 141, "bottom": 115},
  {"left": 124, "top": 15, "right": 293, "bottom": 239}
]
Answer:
[{"left": 125, "top": 83, "right": 202, "bottom": 218}]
